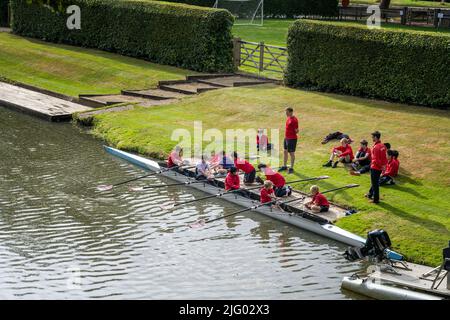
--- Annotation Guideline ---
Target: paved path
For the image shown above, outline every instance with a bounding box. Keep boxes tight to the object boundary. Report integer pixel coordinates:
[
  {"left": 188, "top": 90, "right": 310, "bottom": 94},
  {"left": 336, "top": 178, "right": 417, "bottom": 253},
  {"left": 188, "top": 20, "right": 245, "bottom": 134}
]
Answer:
[{"left": 0, "top": 82, "right": 92, "bottom": 121}]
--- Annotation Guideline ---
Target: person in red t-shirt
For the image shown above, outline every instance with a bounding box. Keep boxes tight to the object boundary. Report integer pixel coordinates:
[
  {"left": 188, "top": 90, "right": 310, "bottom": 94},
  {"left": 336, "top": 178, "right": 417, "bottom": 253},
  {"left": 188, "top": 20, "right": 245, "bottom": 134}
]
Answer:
[
  {"left": 350, "top": 139, "right": 371, "bottom": 175},
  {"left": 257, "top": 163, "right": 292, "bottom": 197},
  {"left": 257, "top": 129, "right": 272, "bottom": 151},
  {"left": 225, "top": 167, "right": 240, "bottom": 191},
  {"left": 323, "top": 138, "right": 354, "bottom": 168},
  {"left": 366, "top": 131, "right": 388, "bottom": 204},
  {"left": 232, "top": 152, "right": 256, "bottom": 184},
  {"left": 167, "top": 145, "right": 184, "bottom": 168},
  {"left": 305, "top": 185, "right": 330, "bottom": 213},
  {"left": 380, "top": 150, "right": 399, "bottom": 186},
  {"left": 279, "top": 107, "right": 299, "bottom": 174}
]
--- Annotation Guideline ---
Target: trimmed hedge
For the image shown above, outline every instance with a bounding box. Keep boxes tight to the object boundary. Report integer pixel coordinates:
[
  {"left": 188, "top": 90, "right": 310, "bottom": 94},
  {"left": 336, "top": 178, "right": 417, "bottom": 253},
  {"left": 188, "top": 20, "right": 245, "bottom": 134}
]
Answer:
[
  {"left": 0, "top": 0, "right": 9, "bottom": 27},
  {"left": 285, "top": 20, "right": 450, "bottom": 108},
  {"left": 158, "top": 0, "right": 339, "bottom": 18},
  {"left": 10, "top": 0, "right": 234, "bottom": 73}
]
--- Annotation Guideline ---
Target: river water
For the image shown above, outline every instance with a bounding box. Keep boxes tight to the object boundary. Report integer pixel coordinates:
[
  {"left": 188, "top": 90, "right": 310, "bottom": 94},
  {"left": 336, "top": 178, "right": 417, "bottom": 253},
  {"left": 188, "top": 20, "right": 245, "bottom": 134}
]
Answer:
[{"left": 0, "top": 106, "right": 367, "bottom": 299}]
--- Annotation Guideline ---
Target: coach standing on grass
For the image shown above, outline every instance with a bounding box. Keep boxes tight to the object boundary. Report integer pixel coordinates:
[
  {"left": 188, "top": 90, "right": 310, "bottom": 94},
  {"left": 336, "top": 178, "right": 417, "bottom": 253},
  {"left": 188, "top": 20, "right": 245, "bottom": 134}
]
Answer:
[
  {"left": 279, "top": 107, "right": 299, "bottom": 174},
  {"left": 366, "top": 131, "right": 387, "bottom": 204}
]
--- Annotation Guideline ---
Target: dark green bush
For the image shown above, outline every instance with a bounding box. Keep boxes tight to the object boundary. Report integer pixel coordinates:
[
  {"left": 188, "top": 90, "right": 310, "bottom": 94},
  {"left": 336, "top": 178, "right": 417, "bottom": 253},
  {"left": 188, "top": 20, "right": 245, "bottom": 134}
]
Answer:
[
  {"left": 10, "top": 0, "right": 234, "bottom": 72},
  {"left": 285, "top": 20, "right": 450, "bottom": 108},
  {"left": 0, "top": 0, "right": 9, "bottom": 27},
  {"left": 158, "top": 0, "right": 339, "bottom": 18}
]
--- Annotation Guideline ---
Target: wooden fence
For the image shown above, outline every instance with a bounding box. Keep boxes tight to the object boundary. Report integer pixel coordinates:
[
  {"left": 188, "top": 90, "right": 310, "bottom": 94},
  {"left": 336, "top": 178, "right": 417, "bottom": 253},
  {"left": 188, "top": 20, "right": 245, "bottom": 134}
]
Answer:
[
  {"left": 338, "top": 5, "right": 450, "bottom": 28},
  {"left": 233, "top": 38, "right": 288, "bottom": 74}
]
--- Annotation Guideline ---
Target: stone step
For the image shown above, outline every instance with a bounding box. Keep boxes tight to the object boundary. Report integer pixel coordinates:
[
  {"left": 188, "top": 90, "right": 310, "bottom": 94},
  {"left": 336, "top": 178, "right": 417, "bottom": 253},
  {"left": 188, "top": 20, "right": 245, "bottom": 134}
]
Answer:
[
  {"left": 79, "top": 94, "right": 175, "bottom": 107},
  {"left": 122, "top": 88, "right": 188, "bottom": 100},
  {"left": 158, "top": 81, "right": 222, "bottom": 95},
  {"left": 195, "top": 75, "right": 272, "bottom": 88}
]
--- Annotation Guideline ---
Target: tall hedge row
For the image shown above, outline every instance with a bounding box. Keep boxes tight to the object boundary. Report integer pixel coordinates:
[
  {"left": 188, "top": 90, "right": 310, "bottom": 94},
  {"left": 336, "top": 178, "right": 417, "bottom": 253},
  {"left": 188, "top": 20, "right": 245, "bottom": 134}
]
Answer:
[
  {"left": 158, "top": 0, "right": 339, "bottom": 18},
  {"left": 0, "top": 0, "right": 9, "bottom": 27},
  {"left": 10, "top": 0, "right": 234, "bottom": 72},
  {"left": 285, "top": 20, "right": 450, "bottom": 108}
]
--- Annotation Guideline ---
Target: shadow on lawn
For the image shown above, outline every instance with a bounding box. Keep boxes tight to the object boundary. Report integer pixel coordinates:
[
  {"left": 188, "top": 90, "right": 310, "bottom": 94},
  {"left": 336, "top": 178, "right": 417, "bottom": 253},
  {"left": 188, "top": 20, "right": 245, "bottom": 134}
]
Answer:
[
  {"left": 378, "top": 202, "right": 449, "bottom": 236},
  {"left": 320, "top": 92, "right": 450, "bottom": 118}
]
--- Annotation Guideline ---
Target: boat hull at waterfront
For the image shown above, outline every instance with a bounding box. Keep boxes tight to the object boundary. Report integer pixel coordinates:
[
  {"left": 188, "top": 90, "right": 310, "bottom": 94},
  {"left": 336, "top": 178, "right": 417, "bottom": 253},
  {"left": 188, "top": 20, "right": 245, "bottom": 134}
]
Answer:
[{"left": 104, "top": 146, "right": 366, "bottom": 248}]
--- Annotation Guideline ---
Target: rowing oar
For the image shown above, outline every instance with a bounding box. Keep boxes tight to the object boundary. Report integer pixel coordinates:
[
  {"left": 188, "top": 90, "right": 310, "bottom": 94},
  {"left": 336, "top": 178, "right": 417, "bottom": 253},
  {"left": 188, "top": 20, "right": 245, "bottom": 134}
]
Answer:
[
  {"left": 318, "top": 183, "right": 359, "bottom": 195},
  {"left": 129, "top": 179, "right": 206, "bottom": 191},
  {"left": 132, "top": 171, "right": 246, "bottom": 192},
  {"left": 189, "top": 182, "right": 358, "bottom": 228},
  {"left": 189, "top": 197, "right": 303, "bottom": 228},
  {"left": 160, "top": 175, "right": 329, "bottom": 210},
  {"left": 96, "top": 165, "right": 194, "bottom": 191}
]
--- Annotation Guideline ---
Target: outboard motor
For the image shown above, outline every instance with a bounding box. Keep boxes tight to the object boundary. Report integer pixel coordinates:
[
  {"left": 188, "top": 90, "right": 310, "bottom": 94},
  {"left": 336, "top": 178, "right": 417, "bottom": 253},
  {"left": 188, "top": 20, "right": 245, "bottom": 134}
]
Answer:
[{"left": 344, "top": 229, "right": 403, "bottom": 262}]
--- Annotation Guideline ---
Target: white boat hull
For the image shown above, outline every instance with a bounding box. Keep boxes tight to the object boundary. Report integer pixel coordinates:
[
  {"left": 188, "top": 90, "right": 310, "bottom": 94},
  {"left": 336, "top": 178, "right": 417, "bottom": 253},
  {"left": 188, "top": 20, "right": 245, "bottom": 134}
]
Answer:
[
  {"left": 342, "top": 277, "right": 443, "bottom": 300},
  {"left": 104, "top": 146, "right": 366, "bottom": 248}
]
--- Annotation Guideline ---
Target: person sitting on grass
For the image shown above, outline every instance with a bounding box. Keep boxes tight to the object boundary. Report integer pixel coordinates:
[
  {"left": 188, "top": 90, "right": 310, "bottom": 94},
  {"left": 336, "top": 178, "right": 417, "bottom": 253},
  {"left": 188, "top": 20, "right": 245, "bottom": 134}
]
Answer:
[
  {"left": 167, "top": 145, "right": 184, "bottom": 168},
  {"left": 225, "top": 167, "right": 240, "bottom": 191},
  {"left": 350, "top": 139, "right": 371, "bottom": 176},
  {"left": 323, "top": 138, "right": 354, "bottom": 168},
  {"left": 384, "top": 143, "right": 391, "bottom": 151},
  {"left": 260, "top": 180, "right": 283, "bottom": 210},
  {"left": 257, "top": 129, "right": 272, "bottom": 151},
  {"left": 257, "top": 163, "right": 292, "bottom": 197},
  {"left": 379, "top": 150, "right": 400, "bottom": 186},
  {"left": 232, "top": 152, "right": 256, "bottom": 184},
  {"left": 195, "top": 155, "right": 213, "bottom": 180},
  {"left": 305, "top": 185, "right": 330, "bottom": 213}
]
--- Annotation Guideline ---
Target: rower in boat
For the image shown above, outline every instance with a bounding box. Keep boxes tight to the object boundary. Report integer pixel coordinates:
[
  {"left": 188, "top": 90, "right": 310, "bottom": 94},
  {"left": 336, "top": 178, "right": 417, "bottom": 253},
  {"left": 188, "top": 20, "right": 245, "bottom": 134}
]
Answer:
[
  {"left": 305, "top": 185, "right": 330, "bottom": 213},
  {"left": 195, "top": 155, "right": 214, "bottom": 180},
  {"left": 211, "top": 151, "right": 234, "bottom": 176},
  {"left": 167, "top": 145, "right": 185, "bottom": 168},
  {"left": 257, "top": 163, "right": 292, "bottom": 197},
  {"left": 224, "top": 167, "right": 240, "bottom": 191},
  {"left": 232, "top": 151, "right": 256, "bottom": 185},
  {"left": 260, "top": 180, "right": 282, "bottom": 210}
]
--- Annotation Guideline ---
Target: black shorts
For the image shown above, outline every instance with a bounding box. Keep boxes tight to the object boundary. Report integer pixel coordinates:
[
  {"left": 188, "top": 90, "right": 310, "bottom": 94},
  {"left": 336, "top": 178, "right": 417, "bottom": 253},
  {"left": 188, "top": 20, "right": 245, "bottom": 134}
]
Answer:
[
  {"left": 244, "top": 169, "right": 256, "bottom": 183},
  {"left": 320, "top": 206, "right": 329, "bottom": 212},
  {"left": 284, "top": 138, "right": 297, "bottom": 152}
]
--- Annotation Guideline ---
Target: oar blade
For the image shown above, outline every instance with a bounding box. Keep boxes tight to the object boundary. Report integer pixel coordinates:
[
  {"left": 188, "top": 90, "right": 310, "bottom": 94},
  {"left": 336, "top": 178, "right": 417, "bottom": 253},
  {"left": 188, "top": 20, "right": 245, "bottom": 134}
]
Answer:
[
  {"left": 318, "top": 175, "right": 330, "bottom": 179},
  {"left": 129, "top": 186, "right": 145, "bottom": 192},
  {"left": 346, "top": 184, "right": 360, "bottom": 188},
  {"left": 96, "top": 184, "right": 113, "bottom": 192},
  {"left": 160, "top": 204, "right": 175, "bottom": 211},
  {"left": 189, "top": 219, "right": 206, "bottom": 229}
]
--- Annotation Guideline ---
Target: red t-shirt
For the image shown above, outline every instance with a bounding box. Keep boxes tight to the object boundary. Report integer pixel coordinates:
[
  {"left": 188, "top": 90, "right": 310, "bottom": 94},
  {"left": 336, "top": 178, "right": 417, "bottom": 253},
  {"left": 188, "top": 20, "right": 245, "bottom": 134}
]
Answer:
[
  {"left": 383, "top": 158, "right": 399, "bottom": 177},
  {"left": 260, "top": 188, "right": 274, "bottom": 204},
  {"left": 285, "top": 116, "right": 299, "bottom": 140},
  {"left": 334, "top": 145, "right": 354, "bottom": 160},
  {"left": 234, "top": 158, "right": 255, "bottom": 174},
  {"left": 167, "top": 151, "right": 181, "bottom": 168},
  {"left": 371, "top": 141, "right": 388, "bottom": 171},
  {"left": 225, "top": 173, "right": 240, "bottom": 190},
  {"left": 312, "top": 193, "right": 329, "bottom": 207},
  {"left": 358, "top": 147, "right": 371, "bottom": 161},
  {"left": 264, "top": 167, "right": 286, "bottom": 188}
]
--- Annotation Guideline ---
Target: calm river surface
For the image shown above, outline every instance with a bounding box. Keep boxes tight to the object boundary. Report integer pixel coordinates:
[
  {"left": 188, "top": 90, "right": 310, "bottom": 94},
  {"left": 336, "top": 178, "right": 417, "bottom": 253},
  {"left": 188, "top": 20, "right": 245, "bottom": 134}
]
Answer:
[{"left": 0, "top": 106, "right": 367, "bottom": 299}]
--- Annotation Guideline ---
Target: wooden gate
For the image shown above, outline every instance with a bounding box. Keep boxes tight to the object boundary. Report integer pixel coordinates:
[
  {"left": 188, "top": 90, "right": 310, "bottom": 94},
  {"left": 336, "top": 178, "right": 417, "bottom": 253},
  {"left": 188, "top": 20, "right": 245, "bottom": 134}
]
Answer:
[{"left": 233, "top": 38, "right": 288, "bottom": 74}]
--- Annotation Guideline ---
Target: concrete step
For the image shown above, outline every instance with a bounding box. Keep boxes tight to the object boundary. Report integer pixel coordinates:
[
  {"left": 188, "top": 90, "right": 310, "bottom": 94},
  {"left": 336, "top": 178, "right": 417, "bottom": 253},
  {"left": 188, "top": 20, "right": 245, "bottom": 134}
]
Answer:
[
  {"left": 79, "top": 94, "right": 175, "bottom": 107},
  {"left": 158, "top": 81, "right": 222, "bottom": 95},
  {"left": 122, "top": 88, "right": 188, "bottom": 100},
  {"left": 195, "top": 75, "right": 272, "bottom": 88}
]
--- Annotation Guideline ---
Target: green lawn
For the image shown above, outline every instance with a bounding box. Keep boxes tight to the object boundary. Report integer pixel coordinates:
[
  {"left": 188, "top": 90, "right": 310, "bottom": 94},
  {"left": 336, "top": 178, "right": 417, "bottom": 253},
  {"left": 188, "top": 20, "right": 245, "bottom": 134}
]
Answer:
[
  {"left": 0, "top": 32, "right": 194, "bottom": 97},
  {"left": 354, "top": 0, "right": 450, "bottom": 8},
  {"left": 233, "top": 19, "right": 450, "bottom": 47},
  {"left": 81, "top": 85, "right": 450, "bottom": 267}
]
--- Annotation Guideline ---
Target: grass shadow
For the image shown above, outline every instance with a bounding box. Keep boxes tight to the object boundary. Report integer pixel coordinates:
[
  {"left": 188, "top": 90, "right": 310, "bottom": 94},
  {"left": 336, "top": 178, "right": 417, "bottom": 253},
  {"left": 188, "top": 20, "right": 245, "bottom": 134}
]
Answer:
[{"left": 378, "top": 202, "right": 449, "bottom": 235}]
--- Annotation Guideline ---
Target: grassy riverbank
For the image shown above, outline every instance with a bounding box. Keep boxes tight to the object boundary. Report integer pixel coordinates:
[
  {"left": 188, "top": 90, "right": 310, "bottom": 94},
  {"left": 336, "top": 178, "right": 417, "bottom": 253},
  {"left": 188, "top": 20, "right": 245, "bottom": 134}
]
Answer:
[
  {"left": 0, "top": 32, "right": 193, "bottom": 97},
  {"left": 79, "top": 85, "right": 450, "bottom": 266}
]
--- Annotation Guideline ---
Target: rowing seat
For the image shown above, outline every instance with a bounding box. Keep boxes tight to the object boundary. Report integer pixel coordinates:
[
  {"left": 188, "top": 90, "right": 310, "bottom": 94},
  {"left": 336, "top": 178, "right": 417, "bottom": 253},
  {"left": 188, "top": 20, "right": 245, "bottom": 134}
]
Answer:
[{"left": 431, "top": 241, "right": 450, "bottom": 290}]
